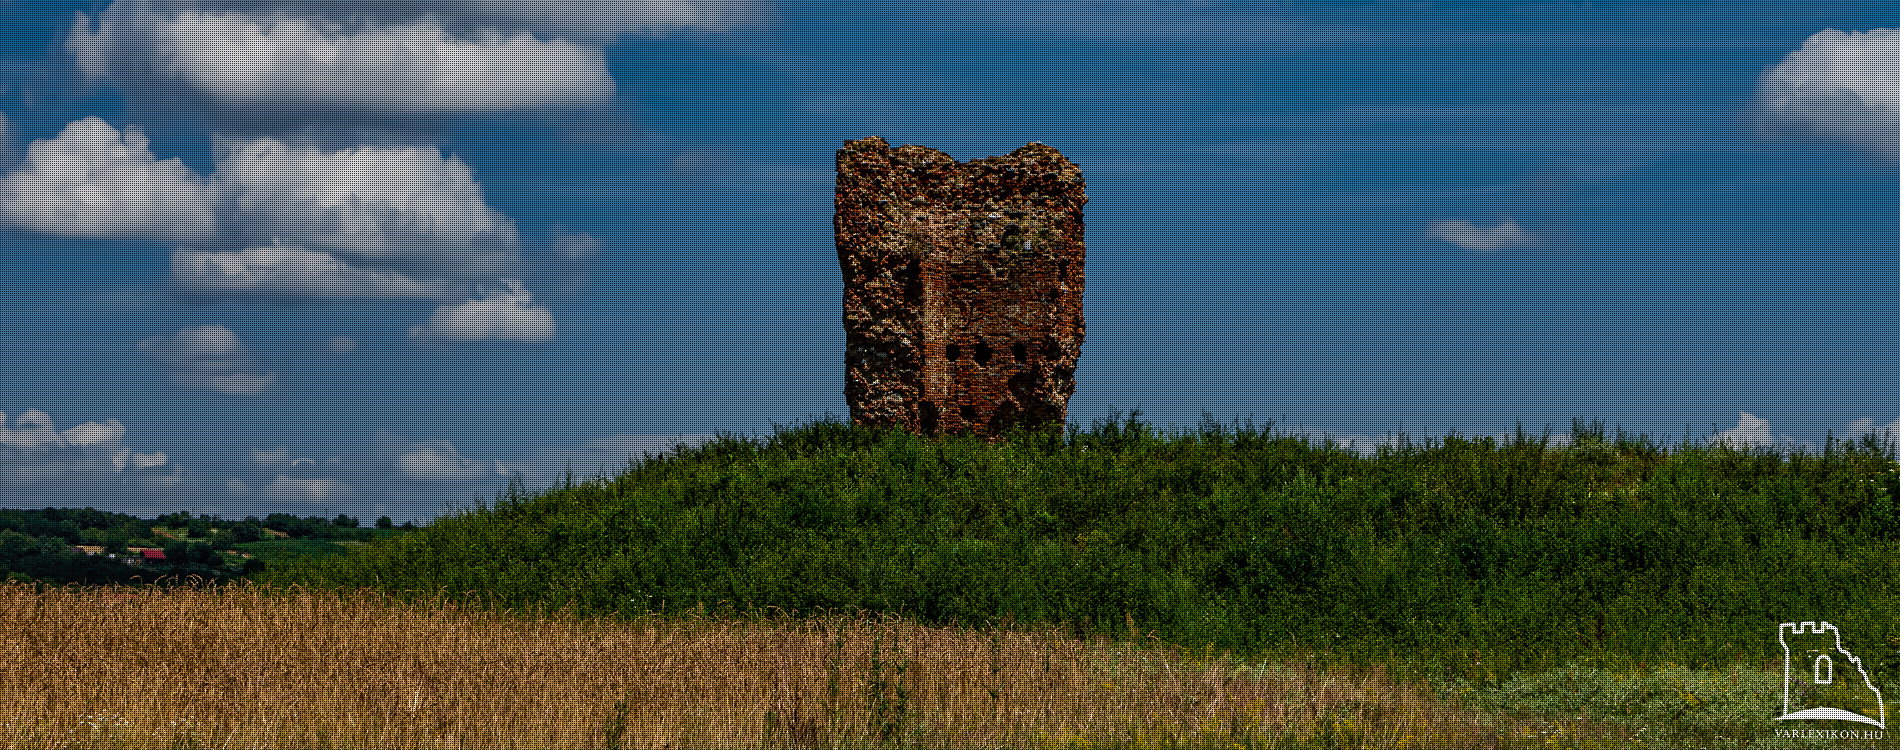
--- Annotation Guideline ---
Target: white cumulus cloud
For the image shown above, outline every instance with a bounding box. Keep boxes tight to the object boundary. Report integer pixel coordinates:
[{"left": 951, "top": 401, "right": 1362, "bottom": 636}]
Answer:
[
  {"left": 59, "top": 418, "right": 127, "bottom": 448},
  {"left": 395, "top": 439, "right": 508, "bottom": 481},
  {"left": 137, "top": 324, "right": 278, "bottom": 395},
  {"left": 5, "top": 118, "right": 523, "bottom": 290},
  {"left": 0, "top": 409, "right": 65, "bottom": 451},
  {"left": 0, "top": 116, "right": 219, "bottom": 241},
  {"left": 1845, "top": 415, "right": 1900, "bottom": 441},
  {"left": 257, "top": 475, "right": 352, "bottom": 503},
  {"left": 216, "top": 138, "right": 521, "bottom": 270},
  {"left": 409, "top": 279, "right": 556, "bottom": 342},
  {"left": 0, "top": 408, "right": 174, "bottom": 483},
  {"left": 1706, "top": 411, "right": 1807, "bottom": 449},
  {"left": 172, "top": 243, "right": 456, "bottom": 300},
  {"left": 69, "top": 3, "right": 614, "bottom": 112},
  {"left": 1425, "top": 217, "right": 1540, "bottom": 252},
  {"left": 135, "top": 0, "right": 771, "bottom": 45},
  {"left": 1756, "top": 27, "right": 1900, "bottom": 161}
]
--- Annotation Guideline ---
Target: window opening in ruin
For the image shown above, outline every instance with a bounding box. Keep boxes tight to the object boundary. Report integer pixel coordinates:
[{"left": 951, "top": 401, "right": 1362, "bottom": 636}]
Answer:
[
  {"left": 992, "top": 399, "right": 1019, "bottom": 431},
  {"left": 919, "top": 402, "right": 939, "bottom": 434},
  {"left": 947, "top": 343, "right": 961, "bottom": 361},
  {"left": 1011, "top": 342, "right": 1028, "bottom": 363},
  {"left": 959, "top": 404, "right": 977, "bottom": 424},
  {"left": 974, "top": 342, "right": 993, "bottom": 366},
  {"left": 1009, "top": 371, "right": 1036, "bottom": 401},
  {"left": 903, "top": 260, "right": 922, "bottom": 305}
]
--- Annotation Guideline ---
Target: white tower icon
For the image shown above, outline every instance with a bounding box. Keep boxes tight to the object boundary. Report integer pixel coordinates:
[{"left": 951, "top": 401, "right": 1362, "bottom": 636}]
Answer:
[{"left": 1777, "top": 620, "right": 1886, "bottom": 728}]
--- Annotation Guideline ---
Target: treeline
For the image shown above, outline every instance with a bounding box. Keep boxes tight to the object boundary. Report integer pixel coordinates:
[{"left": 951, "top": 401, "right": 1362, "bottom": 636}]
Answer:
[
  {"left": 265, "top": 413, "right": 1900, "bottom": 681},
  {"left": 0, "top": 507, "right": 417, "bottom": 587}
]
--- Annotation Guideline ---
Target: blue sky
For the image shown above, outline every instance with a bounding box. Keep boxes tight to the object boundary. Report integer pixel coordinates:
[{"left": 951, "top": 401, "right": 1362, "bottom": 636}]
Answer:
[{"left": 1, "top": 0, "right": 1895, "bottom": 523}]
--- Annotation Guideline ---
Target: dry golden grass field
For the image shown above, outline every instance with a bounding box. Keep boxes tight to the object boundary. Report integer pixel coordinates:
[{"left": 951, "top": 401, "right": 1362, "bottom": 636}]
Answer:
[{"left": 1, "top": 580, "right": 1644, "bottom": 749}]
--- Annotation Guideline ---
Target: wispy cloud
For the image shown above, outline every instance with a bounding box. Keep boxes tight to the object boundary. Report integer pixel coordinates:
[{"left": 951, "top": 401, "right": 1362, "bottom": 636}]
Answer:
[
  {"left": 256, "top": 475, "right": 352, "bottom": 503},
  {"left": 393, "top": 439, "right": 509, "bottom": 482},
  {"left": 1424, "top": 217, "right": 1539, "bottom": 252},
  {"left": 173, "top": 243, "right": 458, "bottom": 300}
]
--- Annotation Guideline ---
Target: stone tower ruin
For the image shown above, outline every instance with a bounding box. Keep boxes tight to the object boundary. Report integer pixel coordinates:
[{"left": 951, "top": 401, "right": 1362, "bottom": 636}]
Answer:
[{"left": 835, "top": 136, "right": 1086, "bottom": 436}]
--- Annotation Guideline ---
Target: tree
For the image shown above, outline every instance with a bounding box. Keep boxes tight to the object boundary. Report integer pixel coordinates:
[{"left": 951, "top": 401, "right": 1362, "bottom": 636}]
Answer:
[
  {"left": 335, "top": 514, "right": 358, "bottom": 528},
  {"left": 231, "top": 522, "right": 263, "bottom": 543},
  {"left": 376, "top": 516, "right": 394, "bottom": 529},
  {"left": 0, "top": 530, "right": 35, "bottom": 560}
]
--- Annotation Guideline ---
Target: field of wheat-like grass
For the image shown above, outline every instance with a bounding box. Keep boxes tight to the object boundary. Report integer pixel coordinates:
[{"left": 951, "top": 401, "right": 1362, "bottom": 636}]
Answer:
[{"left": 0, "top": 579, "right": 1666, "bottom": 750}]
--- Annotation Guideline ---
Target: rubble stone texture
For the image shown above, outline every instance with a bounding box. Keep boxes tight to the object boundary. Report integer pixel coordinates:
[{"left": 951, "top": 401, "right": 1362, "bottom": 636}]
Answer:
[{"left": 836, "top": 136, "right": 1086, "bottom": 436}]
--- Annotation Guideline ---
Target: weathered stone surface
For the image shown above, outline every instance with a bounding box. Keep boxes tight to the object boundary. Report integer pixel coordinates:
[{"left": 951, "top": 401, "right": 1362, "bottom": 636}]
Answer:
[{"left": 836, "top": 136, "right": 1086, "bottom": 436}]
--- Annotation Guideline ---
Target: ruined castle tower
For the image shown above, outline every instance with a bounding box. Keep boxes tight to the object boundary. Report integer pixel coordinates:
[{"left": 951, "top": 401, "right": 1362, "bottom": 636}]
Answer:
[{"left": 836, "top": 136, "right": 1086, "bottom": 436}]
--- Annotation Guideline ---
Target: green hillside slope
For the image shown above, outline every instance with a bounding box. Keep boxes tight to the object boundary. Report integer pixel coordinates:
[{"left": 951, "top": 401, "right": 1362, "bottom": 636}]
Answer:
[{"left": 259, "top": 413, "right": 1900, "bottom": 681}]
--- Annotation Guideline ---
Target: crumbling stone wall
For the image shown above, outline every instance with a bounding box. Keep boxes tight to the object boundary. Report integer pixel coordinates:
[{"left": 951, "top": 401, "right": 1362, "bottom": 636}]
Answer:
[{"left": 836, "top": 136, "right": 1086, "bottom": 436}]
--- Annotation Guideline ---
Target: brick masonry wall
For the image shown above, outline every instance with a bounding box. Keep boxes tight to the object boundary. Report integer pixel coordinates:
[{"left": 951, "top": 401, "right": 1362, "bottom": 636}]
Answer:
[{"left": 836, "top": 136, "right": 1086, "bottom": 436}]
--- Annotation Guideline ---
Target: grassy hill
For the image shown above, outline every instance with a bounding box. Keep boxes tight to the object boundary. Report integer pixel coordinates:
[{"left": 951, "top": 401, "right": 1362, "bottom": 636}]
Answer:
[{"left": 258, "top": 412, "right": 1900, "bottom": 683}]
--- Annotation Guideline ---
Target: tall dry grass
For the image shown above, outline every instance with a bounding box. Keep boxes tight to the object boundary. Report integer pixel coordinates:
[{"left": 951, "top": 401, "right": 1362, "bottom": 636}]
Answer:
[{"left": 1, "top": 579, "right": 1629, "bottom": 749}]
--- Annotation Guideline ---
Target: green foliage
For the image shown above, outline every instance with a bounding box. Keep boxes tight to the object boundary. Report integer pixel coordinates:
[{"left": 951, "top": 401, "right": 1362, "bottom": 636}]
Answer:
[
  {"left": 230, "top": 522, "right": 264, "bottom": 543},
  {"left": 257, "top": 513, "right": 376, "bottom": 540},
  {"left": 261, "top": 412, "right": 1900, "bottom": 683},
  {"left": 865, "top": 630, "right": 912, "bottom": 744},
  {"left": 233, "top": 539, "right": 357, "bottom": 566},
  {"left": 601, "top": 690, "right": 632, "bottom": 750}
]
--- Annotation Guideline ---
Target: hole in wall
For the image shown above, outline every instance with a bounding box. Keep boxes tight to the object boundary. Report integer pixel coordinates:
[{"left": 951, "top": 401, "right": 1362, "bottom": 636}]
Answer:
[
  {"left": 946, "top": 343, "right": 961, "bottom": 361},
  {"left": 919, "top": 402, "right": 939, "bottom": 434},
  {"left": 1009, "top": 371, "right": 1036, "bottom": 401},
  {"left": 991, "top": 399, "right": 1019, "bottom": 431},
  {"left": 1011, "top": 342, "right": 1027, "bottom": 363},
  {"left": 959, "top": 404, "right": 977, "bottom": 424},
  {"left": 903, "top": 260, "right": 922, "bottom": 305},
  {"left": 974, "top": 342, "right": 992, "bottom": 366}
]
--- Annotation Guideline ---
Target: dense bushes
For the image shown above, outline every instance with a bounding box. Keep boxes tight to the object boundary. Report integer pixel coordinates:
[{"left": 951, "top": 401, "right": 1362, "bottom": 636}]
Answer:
[{"left": 263, "top": 413, "right": 1899, "bottom": 680}]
